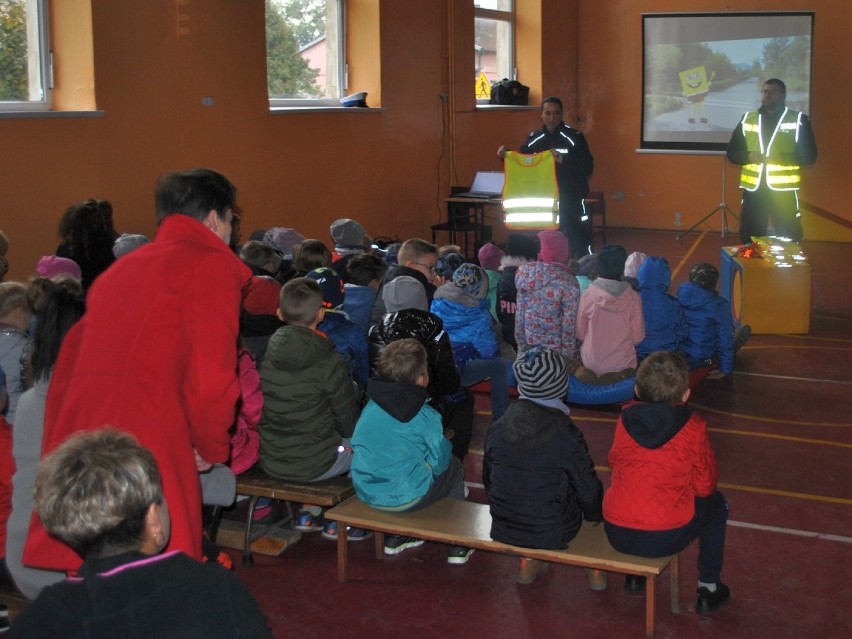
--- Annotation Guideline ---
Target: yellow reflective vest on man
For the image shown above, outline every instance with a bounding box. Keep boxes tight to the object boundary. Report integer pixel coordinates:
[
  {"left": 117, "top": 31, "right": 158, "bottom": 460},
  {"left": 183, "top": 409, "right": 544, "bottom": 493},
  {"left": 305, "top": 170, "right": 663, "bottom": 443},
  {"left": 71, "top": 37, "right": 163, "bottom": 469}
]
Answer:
[{"left": 738, "top": 108, "right": 804, "bottom": 192}]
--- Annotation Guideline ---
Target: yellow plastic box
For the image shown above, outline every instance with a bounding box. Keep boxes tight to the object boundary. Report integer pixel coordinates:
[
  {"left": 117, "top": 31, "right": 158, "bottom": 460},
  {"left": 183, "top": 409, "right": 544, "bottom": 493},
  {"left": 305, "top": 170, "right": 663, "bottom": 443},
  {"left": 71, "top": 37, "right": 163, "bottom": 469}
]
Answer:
[{"left": 720, "top": 247, "right": 811, "bottom": 334}]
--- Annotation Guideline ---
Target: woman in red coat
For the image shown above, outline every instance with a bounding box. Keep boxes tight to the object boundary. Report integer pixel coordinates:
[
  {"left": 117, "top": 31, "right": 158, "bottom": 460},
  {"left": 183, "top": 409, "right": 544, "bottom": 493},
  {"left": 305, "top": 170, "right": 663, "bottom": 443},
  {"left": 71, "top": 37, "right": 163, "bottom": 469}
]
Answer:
[
  {"left": 23, "top": 169, "right": 251, "bottom": 573},
  {"left": 603, "top": 351, "right": 730, "bottom": 614}
]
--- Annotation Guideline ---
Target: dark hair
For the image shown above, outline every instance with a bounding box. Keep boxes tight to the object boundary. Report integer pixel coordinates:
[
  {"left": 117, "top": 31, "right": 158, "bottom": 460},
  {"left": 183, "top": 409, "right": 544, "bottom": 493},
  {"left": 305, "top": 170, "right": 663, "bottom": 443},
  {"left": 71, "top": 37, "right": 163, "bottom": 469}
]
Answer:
[
  {"left": 764, "top": 78, "right": 787, "bottom": 94},
  {"left": 378, "top": 338, "right": 428, "bottom": 385},
  {"left": 30, "top": 283, "right": 86, "bottom": 384},
  {"left": 240, "top": 240, "right": 279, "bottom": 271},
  {"left": 279, "top": 277, "right": 323, "bottom": 326},
  {"left": 635, "top": 351, "right": 689, "bottom": 404},
  {"left": 346, "top": 253, "right": 387, "bottom": 286},
  {"left": 57, "top": 199, "right": 118, "bottom": 264},
  {"left": 292, "top": 239, "right": 332, "bottom": 274},
  {"left": 689, "top": 262, "right": 719, "bottom": 290},
  {"left": 154, "top": 168, "right": 236, "bottom": 225},
  {"left": 541, "top": 96, "right": 563, "bottom": 111}
]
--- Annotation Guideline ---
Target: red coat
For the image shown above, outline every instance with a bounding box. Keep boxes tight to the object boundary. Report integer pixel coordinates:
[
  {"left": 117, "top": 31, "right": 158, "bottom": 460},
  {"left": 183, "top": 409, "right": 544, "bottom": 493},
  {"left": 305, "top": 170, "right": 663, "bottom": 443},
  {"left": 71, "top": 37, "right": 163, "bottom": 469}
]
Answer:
[
  {"left": 603, "top": 401, "right": 717, "bottom": 530},
  {"left": 24, "top": 215, "right": 250, "bottom": 571}
]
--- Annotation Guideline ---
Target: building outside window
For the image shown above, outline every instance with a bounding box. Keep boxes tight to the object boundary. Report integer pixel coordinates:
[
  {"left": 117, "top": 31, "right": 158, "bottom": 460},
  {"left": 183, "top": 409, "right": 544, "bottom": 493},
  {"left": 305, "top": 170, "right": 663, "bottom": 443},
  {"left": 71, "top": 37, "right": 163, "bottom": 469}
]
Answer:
[
  {"left": 266, "top": 0, "right": 346, "bottom": 107},
  {"left": 474, "top": 0, "right": 514, "bottom": 93},
  {"left": 0, "top": 0, "right": 51, "bottom": 111}
]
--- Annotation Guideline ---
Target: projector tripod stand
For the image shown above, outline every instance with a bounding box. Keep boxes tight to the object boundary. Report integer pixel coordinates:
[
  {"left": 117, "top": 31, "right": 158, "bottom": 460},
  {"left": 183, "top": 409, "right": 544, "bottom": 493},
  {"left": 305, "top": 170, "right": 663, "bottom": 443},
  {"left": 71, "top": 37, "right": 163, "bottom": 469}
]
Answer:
[{"left": 677, "top": 155, "right": 739, "bottom": 240}]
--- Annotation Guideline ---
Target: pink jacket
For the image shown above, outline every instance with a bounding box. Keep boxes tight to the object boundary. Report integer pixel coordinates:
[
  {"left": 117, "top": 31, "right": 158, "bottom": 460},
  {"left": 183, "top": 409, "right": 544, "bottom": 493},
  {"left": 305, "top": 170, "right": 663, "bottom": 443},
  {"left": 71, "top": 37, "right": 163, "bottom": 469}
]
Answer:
[
  {"left": 230, "top": 348, "right": 262, "bottom": 475},
  {"left": 577, "top": 279, "right": 644, "bottom": 376}
]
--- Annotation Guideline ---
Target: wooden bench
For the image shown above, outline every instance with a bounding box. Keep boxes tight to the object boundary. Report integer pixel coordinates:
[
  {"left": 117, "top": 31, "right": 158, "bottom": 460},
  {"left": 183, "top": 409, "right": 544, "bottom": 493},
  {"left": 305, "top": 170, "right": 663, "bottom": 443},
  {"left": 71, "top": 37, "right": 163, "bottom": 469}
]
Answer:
[
  {"left": 225, "top": 466, "right": 355, "bottom": 567},
  {"left": 326, "top": 497, "right": 680, "bottom": 639}
]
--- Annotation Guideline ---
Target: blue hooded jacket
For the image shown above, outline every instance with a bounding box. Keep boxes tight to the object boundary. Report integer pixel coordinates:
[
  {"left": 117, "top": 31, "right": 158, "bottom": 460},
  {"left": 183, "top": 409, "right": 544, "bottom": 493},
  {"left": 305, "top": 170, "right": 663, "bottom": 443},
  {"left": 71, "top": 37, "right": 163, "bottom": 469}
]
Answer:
[{"left": 636, "top": 257, "right": 686, "bottom": 359}]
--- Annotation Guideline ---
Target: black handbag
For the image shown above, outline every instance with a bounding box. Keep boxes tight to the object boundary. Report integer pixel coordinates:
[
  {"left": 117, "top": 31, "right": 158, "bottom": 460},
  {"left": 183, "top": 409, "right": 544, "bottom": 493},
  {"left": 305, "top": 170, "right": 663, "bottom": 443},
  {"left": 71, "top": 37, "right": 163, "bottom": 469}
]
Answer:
[{"left": 489, "top": 78, "right": 529, "bottom": 105}]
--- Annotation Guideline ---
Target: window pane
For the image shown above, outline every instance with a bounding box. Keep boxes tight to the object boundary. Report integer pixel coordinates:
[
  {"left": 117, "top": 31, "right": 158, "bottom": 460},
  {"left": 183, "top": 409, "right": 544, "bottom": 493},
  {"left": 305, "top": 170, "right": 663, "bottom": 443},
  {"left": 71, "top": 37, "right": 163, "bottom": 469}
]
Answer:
[
  {"left": 0, "top": 0, "right": 47, "bottom": 104},
  {"left": 475, "top": 17, "right": 512, "bottom": 84},
  {"left": 474, "top": 1, "right": 512, "bottom": 11},
  {"left": 266, "top": 0, "right": 342, "bottom": 100}
]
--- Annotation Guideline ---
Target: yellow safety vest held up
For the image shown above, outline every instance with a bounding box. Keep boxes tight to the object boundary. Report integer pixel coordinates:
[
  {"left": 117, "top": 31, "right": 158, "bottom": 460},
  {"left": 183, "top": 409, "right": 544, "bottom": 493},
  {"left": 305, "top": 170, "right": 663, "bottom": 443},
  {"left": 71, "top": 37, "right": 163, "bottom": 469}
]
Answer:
[
  {"left": 502, "top": 151, "right": 559, "bottom": 230},
  {"left": 739, "top": 108, "right": 803, "bottom": 192}
]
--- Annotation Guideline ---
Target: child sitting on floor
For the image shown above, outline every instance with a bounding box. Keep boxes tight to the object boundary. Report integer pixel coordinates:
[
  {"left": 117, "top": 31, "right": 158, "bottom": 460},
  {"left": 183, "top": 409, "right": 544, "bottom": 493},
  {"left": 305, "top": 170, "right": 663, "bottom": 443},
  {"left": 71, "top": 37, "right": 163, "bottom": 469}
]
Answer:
[
  {"left": 677, "top": 263, "right": 750, "bottom": 379},
  {"left": 484, "top": 346, "right": 605, "bottom": 588},
  {"left": 603, "top": 351, "right": 730, "bottom": 614},
  {"left": 575, "top": 244, "right": 644, "bottom": 385},
  {"left": 351, "top": 339, "right": 473, "bottom": 565},
  {"left": 636, "top": 256, "right": 686, "bottom": 360}
]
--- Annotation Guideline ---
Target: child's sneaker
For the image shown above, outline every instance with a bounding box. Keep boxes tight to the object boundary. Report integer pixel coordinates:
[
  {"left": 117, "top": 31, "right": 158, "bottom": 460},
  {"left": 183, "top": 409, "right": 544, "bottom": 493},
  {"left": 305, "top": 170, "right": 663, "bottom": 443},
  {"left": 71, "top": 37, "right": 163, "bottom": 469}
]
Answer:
[
  {"left": 696, "top": 582, "right": 731, "bottom": 614},
  {"left": 384, "top": 535, "right": 424, "bottom": 555},
  {"left": 322, "top": 521, "right": 374, "bottom": 541},
  {"left": 447, "top": 546, "right": 474, "bottom": 565},
  {"left": 295, "top": 510, "right": 322, "bottom": 532},
  {"left": 321, "top": 520, "right": 339, "bottom": 540}
]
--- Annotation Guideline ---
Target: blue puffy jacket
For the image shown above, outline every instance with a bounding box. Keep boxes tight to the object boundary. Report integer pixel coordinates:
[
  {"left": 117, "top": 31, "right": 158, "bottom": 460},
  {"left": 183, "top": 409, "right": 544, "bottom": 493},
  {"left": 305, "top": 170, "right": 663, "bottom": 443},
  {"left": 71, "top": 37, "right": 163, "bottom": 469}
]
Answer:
[
  {"left": 677, "top": 281, "right": 734, "bottom": 374},
  {"left": 636, "top": 257, "right": 686, "bottom": 359},
  {"left": 430, "top": 283, "right": 499, "bottom": 359}
]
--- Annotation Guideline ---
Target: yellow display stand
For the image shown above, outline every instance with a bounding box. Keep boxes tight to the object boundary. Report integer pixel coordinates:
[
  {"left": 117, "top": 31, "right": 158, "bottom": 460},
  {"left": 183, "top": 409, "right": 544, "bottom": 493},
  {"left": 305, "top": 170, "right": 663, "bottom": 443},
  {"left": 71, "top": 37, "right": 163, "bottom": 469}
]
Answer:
[{"left": 720, "top": 246, "right": 811, "bottom": 334}]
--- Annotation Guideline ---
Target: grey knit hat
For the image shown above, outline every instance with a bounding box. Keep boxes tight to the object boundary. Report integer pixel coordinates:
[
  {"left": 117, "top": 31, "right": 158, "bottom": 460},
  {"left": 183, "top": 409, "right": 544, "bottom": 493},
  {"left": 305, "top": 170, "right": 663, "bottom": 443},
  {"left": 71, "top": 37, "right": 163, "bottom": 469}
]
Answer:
[
  {"left": 383, "top": 276, "right": 427, "bottom": 312},
  {"left": 513, "top": 346, "right": 569, "bottom": 400}
]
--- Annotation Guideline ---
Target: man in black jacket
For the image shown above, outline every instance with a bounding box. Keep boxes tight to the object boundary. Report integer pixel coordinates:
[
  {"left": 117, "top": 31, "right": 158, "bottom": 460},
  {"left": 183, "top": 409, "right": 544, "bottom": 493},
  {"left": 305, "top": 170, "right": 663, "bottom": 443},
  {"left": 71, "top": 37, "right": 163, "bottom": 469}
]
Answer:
[{"left": 498, "top": 97, "right": 595, "bottom": 257}]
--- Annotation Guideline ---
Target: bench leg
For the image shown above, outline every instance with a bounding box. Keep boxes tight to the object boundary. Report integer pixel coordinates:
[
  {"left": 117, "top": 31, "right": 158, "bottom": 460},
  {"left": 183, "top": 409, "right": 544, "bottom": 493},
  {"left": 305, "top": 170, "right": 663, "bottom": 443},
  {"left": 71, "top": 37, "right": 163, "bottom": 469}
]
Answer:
[
  {"left": 670, "top": 553, "right": 681, "bottom": 614},
  {"left": 243, "top": 496, "right": 260, "bottom": 567},
  {"left": 337, "top": 530, "right": 349, "bottom": 582},
  {"left": 646, "top": 574, "right": 656, "bottom": 639},
  {"left": 374, "top": 531, "right": 385, "bottom": 560}
]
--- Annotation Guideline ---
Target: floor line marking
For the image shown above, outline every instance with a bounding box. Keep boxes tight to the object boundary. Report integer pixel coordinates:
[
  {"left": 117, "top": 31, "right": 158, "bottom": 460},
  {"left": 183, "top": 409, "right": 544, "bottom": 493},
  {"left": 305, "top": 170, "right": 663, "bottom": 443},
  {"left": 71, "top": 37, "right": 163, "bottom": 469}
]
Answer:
[
  {"left": 690, "top": 403, "right": 850, "bottom": 428},
  {"left": 725, "top": 520, "right": 852, "bottom": 544},
  {"left": 706, "top": 427, "right": 852, "bottom": 449},
  {"left": 734, "top": 370, "right": 852, "bottom": 385},
  {"left": 463, "top": 482, "right": 852, "bottom": 543},
  {"left": 671, "top": 232, "right": 706, "bottom": 279}
]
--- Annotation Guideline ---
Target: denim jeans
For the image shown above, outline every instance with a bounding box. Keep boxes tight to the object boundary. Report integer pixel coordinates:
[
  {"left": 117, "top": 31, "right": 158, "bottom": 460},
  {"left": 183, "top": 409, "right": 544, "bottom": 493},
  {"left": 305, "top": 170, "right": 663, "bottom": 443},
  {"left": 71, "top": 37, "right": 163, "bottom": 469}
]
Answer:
[{"left": 460, "top": 357, "right": 510, "bottom": 421}]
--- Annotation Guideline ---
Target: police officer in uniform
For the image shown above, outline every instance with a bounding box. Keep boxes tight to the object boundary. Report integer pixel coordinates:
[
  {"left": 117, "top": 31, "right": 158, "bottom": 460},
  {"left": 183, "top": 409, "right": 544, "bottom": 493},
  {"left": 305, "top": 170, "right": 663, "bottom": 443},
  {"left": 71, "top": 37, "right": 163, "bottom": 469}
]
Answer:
[
  {"left": 727, "top": 78, "right": 817, "bottom": 243},
  {"left": 498, "top": 97, "right": 594, "bottom": 257}
]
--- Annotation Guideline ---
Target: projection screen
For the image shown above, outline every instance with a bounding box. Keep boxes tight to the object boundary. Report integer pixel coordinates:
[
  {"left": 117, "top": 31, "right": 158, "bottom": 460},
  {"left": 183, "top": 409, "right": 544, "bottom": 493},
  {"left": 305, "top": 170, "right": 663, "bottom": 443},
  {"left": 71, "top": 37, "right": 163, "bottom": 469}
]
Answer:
[{"left": 641, "top": 12, "right": 814, "bottom": 153}]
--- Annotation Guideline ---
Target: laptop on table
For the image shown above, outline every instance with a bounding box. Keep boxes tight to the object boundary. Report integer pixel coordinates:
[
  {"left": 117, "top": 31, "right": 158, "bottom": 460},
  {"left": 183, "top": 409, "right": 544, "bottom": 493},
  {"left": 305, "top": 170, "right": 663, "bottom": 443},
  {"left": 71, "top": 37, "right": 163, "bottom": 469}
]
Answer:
[{"left": 455, "top": 171, "right": 505, "bottom": 199}]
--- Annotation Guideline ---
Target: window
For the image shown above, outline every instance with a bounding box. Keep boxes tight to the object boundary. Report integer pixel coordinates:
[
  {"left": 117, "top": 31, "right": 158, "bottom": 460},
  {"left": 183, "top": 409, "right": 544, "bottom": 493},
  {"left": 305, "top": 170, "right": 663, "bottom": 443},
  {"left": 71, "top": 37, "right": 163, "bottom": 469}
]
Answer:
[
  {"left": 0, "top": 0, "right": 51, "bottom": 111},
  {"left": 266, "top": 0, "right": 346, "bottom": 107},
  {"left": 474, "top": 0, "right": 514, "bottom": 96}
]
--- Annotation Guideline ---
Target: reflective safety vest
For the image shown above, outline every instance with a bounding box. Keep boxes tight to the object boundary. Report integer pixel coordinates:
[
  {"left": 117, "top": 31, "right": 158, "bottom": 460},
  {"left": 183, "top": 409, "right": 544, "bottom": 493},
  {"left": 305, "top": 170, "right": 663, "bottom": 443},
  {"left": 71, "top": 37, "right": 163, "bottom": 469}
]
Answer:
[
  {"left": 502, "top": 151, "right": 559, "bottom": 229},
  {"left": 739, "top": 108, "right": 803, "bottom": 191}
]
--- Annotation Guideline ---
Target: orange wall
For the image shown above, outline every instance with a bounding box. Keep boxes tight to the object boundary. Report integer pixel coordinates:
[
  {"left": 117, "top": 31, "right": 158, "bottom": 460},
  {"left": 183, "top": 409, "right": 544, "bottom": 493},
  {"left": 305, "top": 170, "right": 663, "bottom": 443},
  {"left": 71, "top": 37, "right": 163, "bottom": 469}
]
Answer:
[{"left": 1, "top": 0, "right": 848, "bottom": 281}]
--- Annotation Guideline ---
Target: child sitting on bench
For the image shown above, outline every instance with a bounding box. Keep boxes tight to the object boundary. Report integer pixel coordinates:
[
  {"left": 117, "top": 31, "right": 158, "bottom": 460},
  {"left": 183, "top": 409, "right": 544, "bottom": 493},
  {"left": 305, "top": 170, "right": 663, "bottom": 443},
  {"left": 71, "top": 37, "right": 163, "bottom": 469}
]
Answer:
[
  {"left": 603, "top": 351, "right": 731, "bottom": 614},
  {"left": 484, "top": 346, "right": 605, "bottom": 587},
  {"left": 351, "top": 339, "right": 474, "bottom": 565}
]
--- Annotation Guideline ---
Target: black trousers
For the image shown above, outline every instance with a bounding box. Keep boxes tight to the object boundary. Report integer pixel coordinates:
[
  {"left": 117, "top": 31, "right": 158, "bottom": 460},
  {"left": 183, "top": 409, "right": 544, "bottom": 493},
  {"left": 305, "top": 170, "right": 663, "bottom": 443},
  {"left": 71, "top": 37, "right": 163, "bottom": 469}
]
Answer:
[{"left": 739, "top": 186, "right": 803, "bottom": 243}]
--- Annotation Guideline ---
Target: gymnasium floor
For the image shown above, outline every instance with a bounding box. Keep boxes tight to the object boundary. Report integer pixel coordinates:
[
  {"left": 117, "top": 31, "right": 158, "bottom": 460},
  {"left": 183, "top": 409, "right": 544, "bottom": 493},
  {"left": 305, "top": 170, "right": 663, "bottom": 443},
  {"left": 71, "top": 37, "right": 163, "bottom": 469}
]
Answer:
[{"left": 3, "top": 229, "right": 850, "bottom": 638}]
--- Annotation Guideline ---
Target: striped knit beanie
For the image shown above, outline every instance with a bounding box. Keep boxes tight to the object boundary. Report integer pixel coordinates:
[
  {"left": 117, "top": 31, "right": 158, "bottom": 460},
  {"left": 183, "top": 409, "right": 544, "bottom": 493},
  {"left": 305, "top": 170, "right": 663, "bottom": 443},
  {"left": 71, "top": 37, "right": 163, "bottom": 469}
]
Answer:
[{"left": 513, "top": 346, "right": 569, "bottom": 400}]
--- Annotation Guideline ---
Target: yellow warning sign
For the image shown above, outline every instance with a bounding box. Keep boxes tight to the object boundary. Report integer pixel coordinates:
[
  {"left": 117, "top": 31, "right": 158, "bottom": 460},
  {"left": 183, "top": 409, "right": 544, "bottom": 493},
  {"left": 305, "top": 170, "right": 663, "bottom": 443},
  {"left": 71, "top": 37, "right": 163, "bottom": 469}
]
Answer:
[{"left": 476, "top": 72, "right": 491, "bottom": 99}]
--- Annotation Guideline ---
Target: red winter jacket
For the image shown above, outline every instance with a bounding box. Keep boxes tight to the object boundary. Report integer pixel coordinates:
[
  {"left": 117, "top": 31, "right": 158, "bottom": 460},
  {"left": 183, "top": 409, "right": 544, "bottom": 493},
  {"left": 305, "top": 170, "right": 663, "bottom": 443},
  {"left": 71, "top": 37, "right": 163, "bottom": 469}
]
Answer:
[
  {"left": 24, "top": 215, "right": 251, "bottom": 571},
  {"left": 603, "top": 401, "right": 717, "bottom": 530}
]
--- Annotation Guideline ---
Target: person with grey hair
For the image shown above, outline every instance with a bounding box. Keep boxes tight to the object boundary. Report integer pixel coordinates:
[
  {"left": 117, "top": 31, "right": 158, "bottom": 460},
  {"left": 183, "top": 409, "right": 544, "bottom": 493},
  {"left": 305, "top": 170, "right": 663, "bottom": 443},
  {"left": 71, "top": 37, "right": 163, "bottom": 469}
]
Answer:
[
  {"left": 10, "top": 429, "right": 273, "bottom": 638},
  {"left": 112, "top": 233, "right": 150, "bottom": 259}
]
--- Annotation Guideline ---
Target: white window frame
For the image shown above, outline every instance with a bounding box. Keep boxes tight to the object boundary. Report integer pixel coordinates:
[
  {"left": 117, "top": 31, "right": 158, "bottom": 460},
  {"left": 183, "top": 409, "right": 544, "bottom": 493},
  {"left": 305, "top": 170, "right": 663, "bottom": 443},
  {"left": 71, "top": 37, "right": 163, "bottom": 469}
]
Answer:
[
  {"left": 474, "top": 1, "right": 515, "bottom": 105},
  {"left": 0, "top": 0, "right": 52, "bottom": 112},
  {"left": 267, "top": 0, "right": 348, "bottom": 109}
]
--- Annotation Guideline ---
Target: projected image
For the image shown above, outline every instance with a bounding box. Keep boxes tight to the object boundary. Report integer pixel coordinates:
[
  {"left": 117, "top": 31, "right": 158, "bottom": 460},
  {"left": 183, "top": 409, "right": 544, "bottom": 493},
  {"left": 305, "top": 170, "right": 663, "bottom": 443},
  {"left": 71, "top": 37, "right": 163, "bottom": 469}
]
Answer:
[{"left": 642, "top": 13, "right": 813, "bottom": 152}]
